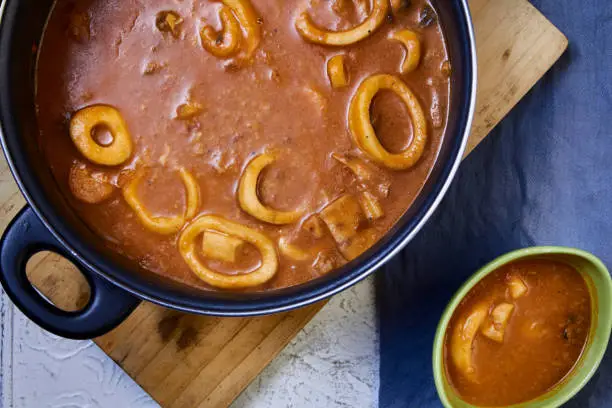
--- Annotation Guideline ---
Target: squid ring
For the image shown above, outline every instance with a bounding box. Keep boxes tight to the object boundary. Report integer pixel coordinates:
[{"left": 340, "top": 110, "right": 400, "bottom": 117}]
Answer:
[
  {"left": 238, "top": 153, "right": 304, "bottom": 225},
  {"left": 389, "top": 29, "right": 421, "bottom": 74},
  {"left": 123, "top": 168, "right": 200, "bottom": 234},
  {"left": 179, "top": 215, "right": 278, "bottom": 289},
  {"left": 450, "top": 303, "right": 488, "bottom": 381},
  {"left": 295, "top": 0, "right": 389, "bottom": 46},
  {"left": 70, "top": 105, "right": 133, "bottom": 166},
  {"left": 348, "top": 74, "right": 428, "bottom": 170},
  {"left": 201, "top": 5, "right": 242, "bottom": 57},
  {"left": 223, "top": 0, "right": 261, "bottom": 60}
]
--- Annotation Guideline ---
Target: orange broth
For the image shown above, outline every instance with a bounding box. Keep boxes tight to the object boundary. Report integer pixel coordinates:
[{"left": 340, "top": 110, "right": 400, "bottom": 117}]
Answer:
[{"left": 444, "top": 260, "right": 592, "bottom": 407}]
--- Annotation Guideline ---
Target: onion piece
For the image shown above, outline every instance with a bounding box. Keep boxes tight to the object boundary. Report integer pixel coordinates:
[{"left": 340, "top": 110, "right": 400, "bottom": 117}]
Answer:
[
  {"left": 179, "top": 215, "right": 278, "bottom": 289},
  {"left": 358, "top": 191, "right": 384, "bottom": 221},
  {"left": 348, "top": 74, "right": 427, "bottom": 170},
  {"left": 238, "top": 153, "right": 304, "bottom": 225},
  {"left": 295, "top": 0, "right": 389, "bottom": 46}
]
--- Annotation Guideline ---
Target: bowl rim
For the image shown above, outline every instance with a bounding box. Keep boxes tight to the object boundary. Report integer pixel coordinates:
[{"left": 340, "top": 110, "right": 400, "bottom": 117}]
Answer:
[{"left": 432, "top": 246, "right": 612, "bottom": 408}]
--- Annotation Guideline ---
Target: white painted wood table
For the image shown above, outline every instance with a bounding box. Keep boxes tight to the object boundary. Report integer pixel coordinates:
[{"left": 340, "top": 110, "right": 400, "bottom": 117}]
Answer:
[{"left": 0, "top": 278, "right": 379, "bottom": 408}]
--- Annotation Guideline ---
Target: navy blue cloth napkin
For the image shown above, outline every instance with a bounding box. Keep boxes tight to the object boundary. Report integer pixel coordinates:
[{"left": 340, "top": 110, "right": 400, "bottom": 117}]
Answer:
[{"left": 377, "top": 1, "right": 612, "bottom": 407}]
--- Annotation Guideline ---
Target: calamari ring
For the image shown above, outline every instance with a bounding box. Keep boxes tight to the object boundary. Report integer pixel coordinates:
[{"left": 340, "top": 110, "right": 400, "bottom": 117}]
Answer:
[
  {"left": 389, "top": 29, "right": 421, "bottom": 74},
  {"left": 123, "top": 168, "right": 200, "bottom": 234},
  {"left": 238, "top": 153, "right": 304, "bottom": 225},
  {"left": 450, "top": 302, "right": 488, "bottom": 381},
  {"left": 295, "top": 0, "right": 389, "bottom": 46},
  {"left": 206, "top": 0, "right": 261, "bottom": 61},
  {"left": 201, "top": 5, "right": 242, "bottom": 58},
  {"left": 70, "top": 105, "right": 133, "bottom": 166},
  {"left": 179, "top": 215, "right": 278, "bottom": 289},
  {"left": 348, "top": 74, "right": 428, "bottom": 170}
]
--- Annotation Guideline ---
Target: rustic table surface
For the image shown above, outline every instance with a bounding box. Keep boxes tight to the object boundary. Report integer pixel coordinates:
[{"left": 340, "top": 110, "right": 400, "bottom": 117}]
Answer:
[{"left": 0, "top": 278, "right": 378, "bottom": 407}]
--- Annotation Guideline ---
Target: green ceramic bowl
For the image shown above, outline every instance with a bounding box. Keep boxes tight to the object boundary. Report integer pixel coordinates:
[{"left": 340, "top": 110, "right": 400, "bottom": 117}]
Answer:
[{"left": 433, "top": 246, "right": 612, "bottom": 408}]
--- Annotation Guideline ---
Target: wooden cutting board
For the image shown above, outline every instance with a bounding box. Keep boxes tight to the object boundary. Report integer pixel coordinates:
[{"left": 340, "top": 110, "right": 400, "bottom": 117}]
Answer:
[{"left": 0, "top": 0, "right": 567, "bottom": 406}]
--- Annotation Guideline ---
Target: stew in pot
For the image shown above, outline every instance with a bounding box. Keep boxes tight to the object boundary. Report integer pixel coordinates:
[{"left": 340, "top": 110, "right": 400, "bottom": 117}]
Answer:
[{"left": 35, "top": 0, "right": 450, "bottom": 291}]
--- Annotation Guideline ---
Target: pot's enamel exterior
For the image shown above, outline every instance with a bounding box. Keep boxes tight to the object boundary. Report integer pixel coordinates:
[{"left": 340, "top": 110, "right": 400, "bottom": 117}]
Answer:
[{"left": 0, "top": 0, "right": 477, "bottom": 338}]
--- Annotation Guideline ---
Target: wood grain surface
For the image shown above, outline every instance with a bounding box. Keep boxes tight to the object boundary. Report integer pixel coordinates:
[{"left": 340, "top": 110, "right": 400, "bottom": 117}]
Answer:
[{"left": 0, "top": 0, "right": 567, "bottom": 407}]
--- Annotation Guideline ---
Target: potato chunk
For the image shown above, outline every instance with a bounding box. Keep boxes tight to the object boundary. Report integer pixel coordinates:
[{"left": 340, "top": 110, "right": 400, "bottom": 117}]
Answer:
[
  {"left": 340, "top": 228, "right": 378, "bottom": 260},
  {"left": 320, "top": 195, "right": 377, "bottom": 260},
  {"left": 201, "top": 231, "right": 245, "bottom": 263},
  {"left": 359, "top": 191, "right": 384, "bottom": 221},
  {"left": 320, "top": 195, "right": 365, "bottom": 245},
  {"left": 332, "top": 153, "right": 391, "bottom": 196},
  {"left": 508, "top": 276, "right": 528, "bottom": 299},
  {"left": 481, "top": 303, "right": 515, "bottom": 343},
  {"left": 302, "top": 215, "right": 326, "bottom": 238},
  {"left": 69, "top": 163, "right": 114, "bottom": 204}
]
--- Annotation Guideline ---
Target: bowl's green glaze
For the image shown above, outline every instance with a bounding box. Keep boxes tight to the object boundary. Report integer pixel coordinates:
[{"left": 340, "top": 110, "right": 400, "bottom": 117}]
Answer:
[{"left": 433, "top": 246, "right": 612, "bottom": 408}]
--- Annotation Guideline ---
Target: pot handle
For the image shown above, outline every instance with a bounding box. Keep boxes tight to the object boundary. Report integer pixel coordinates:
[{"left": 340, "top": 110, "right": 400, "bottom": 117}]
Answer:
[{"left": 0, "top": 206, "right": 140, "bottom": 339}]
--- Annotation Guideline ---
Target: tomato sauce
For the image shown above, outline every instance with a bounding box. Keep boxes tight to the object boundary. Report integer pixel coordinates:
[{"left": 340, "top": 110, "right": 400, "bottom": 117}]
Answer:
[{"left": 35, "top": 0, "right": 450, "bottom": 290}]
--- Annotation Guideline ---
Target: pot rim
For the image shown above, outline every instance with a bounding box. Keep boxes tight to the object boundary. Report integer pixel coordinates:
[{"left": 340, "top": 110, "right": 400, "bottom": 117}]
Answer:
[{"left": 0, "top": 0, "right": 478, "bottom": 316}]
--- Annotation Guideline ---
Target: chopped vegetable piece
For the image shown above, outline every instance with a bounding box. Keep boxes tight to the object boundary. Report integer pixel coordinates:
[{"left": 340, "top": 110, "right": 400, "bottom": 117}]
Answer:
[
  {"left": 175, "top": 102, "right": 204, "bottom": 120},
  {"left": 201, "top": 231, "right": 245, "bottom": 263},
  {"left": 359, "top": 191, "right": 384, "bottom": 221},
  {"left": 68, "top": 163, "right": 114, "bottom": 204},
  {"left": 481, "top": 303, "right": 515, "bottom": 343},
  {"left": 278, "top": 236, "right": 311, "bottom": 261},
  {"left": 143, "top": 61, "right": 166, "bottom": 75},
  {"left": 390, "top": 0, "right": 411, "bottom": 13},
  {"left": 327, "top": 55, "right": 349, "bottom": 88},
  {"left": 508, "top": 276, "right": 528, "bottom": 299},
  {"left": 320, "top": 194, "right": 365, "bottom": 245},
  {"left": 331, "top": 153, "right": 391, "bottom": 196},
  {"left": 312, "top": 249, "right": 345, "bottom": 275},
  {"left": 302, "top": 215, "right": 326, "bottom": 238},
  {"left": 340, "top": 228, "right": 378, "bottom": 260},
  {"left": 418, "top": 5, "right": 437, "bottom": 28},
  {"left": 441, "top": 60, "right": 452, "bottom": 77},
  {"left": 156, "top": 11, "right": 183, "bottom": 37},
  {"left": 68, "top": 11, "right": 90, "bottom": 42}
]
